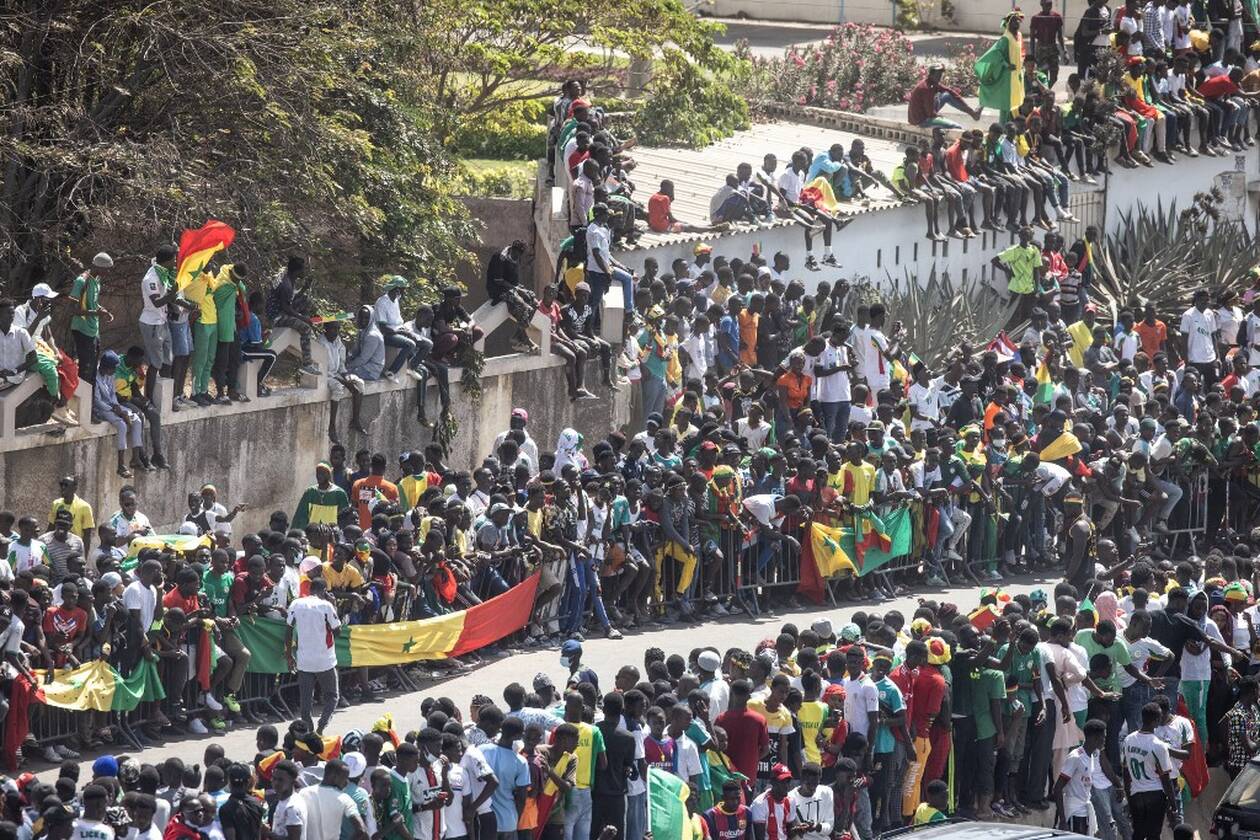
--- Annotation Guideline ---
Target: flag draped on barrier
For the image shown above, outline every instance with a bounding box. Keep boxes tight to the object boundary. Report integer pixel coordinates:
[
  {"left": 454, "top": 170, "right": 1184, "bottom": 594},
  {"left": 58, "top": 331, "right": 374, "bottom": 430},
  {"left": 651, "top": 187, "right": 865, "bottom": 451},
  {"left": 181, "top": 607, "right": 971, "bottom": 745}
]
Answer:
[
  {"left": 236, "top": 571, "right": 541, "bottom": 672},
  {"left": 798, "top": 508, "right": 914, "bottom": 603},
  {"left": 35, "top": 658, "right": 167, "bottom": 713}
]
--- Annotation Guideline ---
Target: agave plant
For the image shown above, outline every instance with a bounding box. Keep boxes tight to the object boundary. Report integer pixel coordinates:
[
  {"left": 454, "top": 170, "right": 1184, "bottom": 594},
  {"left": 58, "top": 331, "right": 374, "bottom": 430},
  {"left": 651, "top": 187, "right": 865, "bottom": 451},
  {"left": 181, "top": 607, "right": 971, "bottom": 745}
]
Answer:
[
  {"left": 1095, "top": 192, "right": 1256, "bottom": 322},
  {"left": 839, "top": 267, "right": 1018, "bottom": 368}
]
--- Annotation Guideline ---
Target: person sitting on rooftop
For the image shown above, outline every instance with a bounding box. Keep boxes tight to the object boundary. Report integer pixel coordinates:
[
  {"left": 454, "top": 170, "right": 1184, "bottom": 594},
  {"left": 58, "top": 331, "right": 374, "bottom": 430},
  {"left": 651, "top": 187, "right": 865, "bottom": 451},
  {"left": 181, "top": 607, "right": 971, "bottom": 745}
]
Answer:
[{"left": 646, "top": 180, "right": 729, "bottom": 235}]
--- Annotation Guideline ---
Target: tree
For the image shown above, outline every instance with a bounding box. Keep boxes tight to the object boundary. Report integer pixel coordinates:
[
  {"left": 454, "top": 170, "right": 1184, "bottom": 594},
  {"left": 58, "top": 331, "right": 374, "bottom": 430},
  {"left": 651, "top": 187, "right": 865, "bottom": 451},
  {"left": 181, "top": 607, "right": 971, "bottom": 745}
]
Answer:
[{"left": 0, "top": 0, "right": 475, "bottom": 296}]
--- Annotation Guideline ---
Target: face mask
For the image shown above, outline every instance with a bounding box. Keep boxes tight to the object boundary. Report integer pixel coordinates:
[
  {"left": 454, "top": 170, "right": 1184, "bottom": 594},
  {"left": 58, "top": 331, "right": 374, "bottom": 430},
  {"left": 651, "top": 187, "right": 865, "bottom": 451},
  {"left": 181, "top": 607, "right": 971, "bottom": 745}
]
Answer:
[{"left": 560, "top": 656, "right": 572, "bottom": 669}]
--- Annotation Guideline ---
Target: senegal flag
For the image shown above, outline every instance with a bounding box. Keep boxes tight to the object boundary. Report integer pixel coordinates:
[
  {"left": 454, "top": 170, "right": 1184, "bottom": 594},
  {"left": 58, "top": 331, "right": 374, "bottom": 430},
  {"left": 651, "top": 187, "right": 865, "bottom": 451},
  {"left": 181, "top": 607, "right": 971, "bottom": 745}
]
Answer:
[
  {"left": 176, "top": 220, "right": 236, "bottom": 289},
  {"left": 236, "top": 571, "right": 541, "bottom": 672},
  {"left": 36, "top": 658, "right": 166, "bottom": 712},
  {"left": 533, "top": 752, "right": 574, "bottom": 838},
  {"left": 649, "top": 768, "right": 696, "bottom": 840},
  {"left": 809, "top": 521, "right": 855, "bottom": 578},
  {"left": 839, "top": 508, "right": 913, "bottom": 576}
]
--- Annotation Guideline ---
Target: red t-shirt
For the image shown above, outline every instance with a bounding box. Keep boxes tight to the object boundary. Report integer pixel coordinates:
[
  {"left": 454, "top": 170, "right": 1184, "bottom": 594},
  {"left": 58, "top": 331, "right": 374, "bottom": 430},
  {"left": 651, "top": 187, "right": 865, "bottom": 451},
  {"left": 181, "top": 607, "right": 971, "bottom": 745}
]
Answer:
[
  {"left": 891, "top": 664, "right": 946, "bottom": 735},
  {"left": 43, "top": 606, "right": 88, "bottom": 644},
  {"left": 1200, "top": 74, "right": 1241, "bottom": 98},
  {"left": 713, "top": 707, "right": 769, "bottom": 781},
  {"left": 944, "top": 141, "right": 968, "bottom": 182},
  {"left": 647, "top": 193, "right": 673, "bottom": 233},
  {"left": 230, "top": 572, "right": 272, "bottom": 611},
  {"left": 162, "top": 589, "right": 200, "bottom": 615}
]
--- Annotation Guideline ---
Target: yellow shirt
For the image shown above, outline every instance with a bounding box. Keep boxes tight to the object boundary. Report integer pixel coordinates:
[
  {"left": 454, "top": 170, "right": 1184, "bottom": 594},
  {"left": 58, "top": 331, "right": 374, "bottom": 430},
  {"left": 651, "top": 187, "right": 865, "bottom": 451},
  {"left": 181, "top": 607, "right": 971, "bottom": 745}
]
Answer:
[
  {"left": 1067, "top": 319, "right": 1094, "bottom": 369},
  {"left": 748, "top": 699, "right": 795, "bottom": 738},
  {"left": 49, "top": 496, "right": 94, "bottom": 539},
  {"left": 838, "top": 462, "right": 877, "bottom": 506},
  {"left": 322, "top": 562, "right": 365, "bottom": 591},
  {"left": 183, "top": 271, "right": 220, "bottom": 324},
  {"left": 797, "top": 699, "right": 830, "bottom": 765}
]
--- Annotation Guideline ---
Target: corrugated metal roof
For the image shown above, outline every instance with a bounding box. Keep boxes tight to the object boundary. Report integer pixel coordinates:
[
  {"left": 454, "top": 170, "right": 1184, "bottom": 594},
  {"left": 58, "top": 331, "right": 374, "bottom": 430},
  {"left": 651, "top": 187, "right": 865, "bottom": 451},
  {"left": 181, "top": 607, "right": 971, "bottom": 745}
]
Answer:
[{"left": 621, "top": 118, "right": 910, "bottom": 253}]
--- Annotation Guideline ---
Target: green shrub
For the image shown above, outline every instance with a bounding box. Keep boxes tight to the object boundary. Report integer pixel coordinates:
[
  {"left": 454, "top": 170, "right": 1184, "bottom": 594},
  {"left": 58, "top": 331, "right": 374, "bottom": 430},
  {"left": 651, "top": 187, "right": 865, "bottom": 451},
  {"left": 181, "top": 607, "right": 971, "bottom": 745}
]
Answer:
[
  {"left": 628, "top": 52, "right": 750, "bottom": 148},
  {"left": 449, "top": 99, "right": 549, "bottom": 160},
  {"left": 452, "top": 162, "right": 535, "bottom": 198}
]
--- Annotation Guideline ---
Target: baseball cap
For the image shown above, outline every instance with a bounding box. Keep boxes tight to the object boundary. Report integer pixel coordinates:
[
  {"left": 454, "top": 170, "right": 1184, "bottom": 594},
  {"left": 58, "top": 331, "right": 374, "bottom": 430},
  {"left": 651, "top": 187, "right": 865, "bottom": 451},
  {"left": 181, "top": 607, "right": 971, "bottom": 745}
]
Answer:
[
  {"left": 561, "top": 639, "right": 582, "bottom": 656},
  {"left": 840, "top": 623, "right": 861, "bottom": 643},
  {"left": 771, "top": 763, "right": 793, "bottom": 781},
  {"left": 343, "top": 751, "right": 367, "bottom": 781},
  {"left": 533, "top": 672, "right": 555, "bottom": 691},
  {"left": 488, "top": 502, "right": 513, "bottom": 516},
  {"left": 811, "top": 618, "right": 834, "bottom": 638},
  {"left": 30, "top": 283, "right": 57, "bottom": 300},
  {"left": 511, "top": 408, "right": 529, "bottom": 422},
  {"left": 227, "top": 763, "right": 252, "bottom": 786},
  {"left": 696, "top": 650, "right": 722, "bottom": 673}
]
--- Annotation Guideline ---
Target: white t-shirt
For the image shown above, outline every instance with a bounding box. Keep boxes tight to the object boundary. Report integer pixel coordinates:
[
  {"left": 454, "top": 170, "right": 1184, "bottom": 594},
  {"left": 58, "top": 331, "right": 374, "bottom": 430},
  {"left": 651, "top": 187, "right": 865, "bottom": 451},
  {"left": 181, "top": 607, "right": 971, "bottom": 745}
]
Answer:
[
  {"left": 1118, "top": 636, "right": 1171, "bottom": 689},
  {"left": 810, "top": 344, "right": 851, "bottom": 403},
  {"left": 139, "top": 266, "right": 169, "bottom": 326},
  {"left": 286, "top": 595, "right": 342, "bottom": 673},
  {"left": 735, "top": 418, "right": 771, "bottom": 451},
  {"left": 907, "top": 381, "right": 939, "bottom": 431},
  {"left": 750, "top": 792, "right": 791, "bottom": 840},
  {"left": 742, "top": 495, "right": 782, "bottom": 528},
  {"left": 1173, "top": 5, "right": 1192, "bottom": 50},
  {"left": 464, "top": 743, "right": 498, "bottom": 816},
  {"left": 442, "top": 762, "right": 468, "bottom": 836},
  {"left": 842, "top": 674, "right": 880, "bottom": 737},
  {"left": 1180, "top": 619, "right": 1223, "bottom": 681},
  {"left": 1122, "top": 731, "right": 1173, "bottom": 793},
  {"left": 1035, "top": 462, "right": 1072, "bottom": 497},
  {"left": 1154, "top": 715, "right": 1194, "bottom": 778},
  {"left": 860, "top": 330, "right": 891, "bottom": 392},
  {"left": 703, "top": 677, "right": 731, "bottom": 718},
  {"left": 122, "top": 580, "right": 157, "bottom": 633},
  {"left": 1218, "top": 305, "right": 1243, "bottom": 345},
  {"left": 1058, "top": 747, "right": 1094, "bottom": 818},
  {"left": 777, "top": 168, "right": 804, "bottom": 205},
  {"left": 270, "top": 794, "right": 306, "bottom": 839},
  {"left": 585, "top": 223, "right": 612, "bottom": 270},
  {"left": 786, "top": 786, "right": 834, "bottom": 840},
  {"left": 7, "top": 540, "right": 47, "bottom": 575},
  {"left": 296, "top": 785, "right": 360, "bottom": 840},
  {"left": 672, "top": 732, "right": 703, "bottom": 782},
  {"left": 71, "top": 818, "right": 115, "bottom": 840},
  {"left": 373, "top": 293, "right": 404, "bottom": 329},
  {"left": 1180, "top": 307, "right": 1218, "bottom": 364}
]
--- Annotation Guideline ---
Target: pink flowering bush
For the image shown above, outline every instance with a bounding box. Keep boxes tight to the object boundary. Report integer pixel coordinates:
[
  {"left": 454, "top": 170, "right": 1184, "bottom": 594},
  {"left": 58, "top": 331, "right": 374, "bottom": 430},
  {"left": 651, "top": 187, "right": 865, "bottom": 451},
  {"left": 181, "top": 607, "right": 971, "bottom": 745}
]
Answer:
[{"left": 739, "top": 24, "right": 977, "bottom": 114}]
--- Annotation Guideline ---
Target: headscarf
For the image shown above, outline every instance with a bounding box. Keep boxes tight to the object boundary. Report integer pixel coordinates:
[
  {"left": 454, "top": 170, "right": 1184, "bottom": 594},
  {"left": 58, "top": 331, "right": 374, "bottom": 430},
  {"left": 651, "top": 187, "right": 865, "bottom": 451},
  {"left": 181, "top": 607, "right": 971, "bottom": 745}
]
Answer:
[
  {"left": 1095, "top": 590, "right": 1125, "bottom": 631},
  {"left": 553, "top": 428, "right": 588, "bottom": 472}
]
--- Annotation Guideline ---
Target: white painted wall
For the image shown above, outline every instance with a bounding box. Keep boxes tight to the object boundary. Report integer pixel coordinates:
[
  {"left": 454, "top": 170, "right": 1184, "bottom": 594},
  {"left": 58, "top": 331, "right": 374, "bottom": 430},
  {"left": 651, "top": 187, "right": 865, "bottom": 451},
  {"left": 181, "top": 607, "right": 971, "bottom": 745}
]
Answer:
[
  {"left": 710, "top": 0, "right": 1088, "bottom": 35},
  {"left": 615, "top": 150, "right": 1260, "bottom": 296}
]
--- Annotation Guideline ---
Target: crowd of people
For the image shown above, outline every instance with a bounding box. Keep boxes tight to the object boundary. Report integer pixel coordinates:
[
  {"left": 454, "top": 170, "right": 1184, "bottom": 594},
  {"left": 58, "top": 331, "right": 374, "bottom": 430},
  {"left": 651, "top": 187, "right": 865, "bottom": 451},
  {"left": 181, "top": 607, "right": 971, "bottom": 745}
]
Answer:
[{"left": 0, "top": 253, "right": 489, "bottom": 453}]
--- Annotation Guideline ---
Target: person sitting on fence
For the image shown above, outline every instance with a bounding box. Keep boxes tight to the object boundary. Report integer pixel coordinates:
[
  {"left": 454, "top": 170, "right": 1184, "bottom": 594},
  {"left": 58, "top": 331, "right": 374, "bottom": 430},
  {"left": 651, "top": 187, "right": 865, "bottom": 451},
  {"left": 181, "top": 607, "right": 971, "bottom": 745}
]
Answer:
[
  {"left": 113, "top": 346, "right": 169, "bottom": 470},
  {"left": 92, "top": 351, "right": 155, "bottom": 478},
  {"left": 317, "top": 317, "right": 368, "bottom": 441},
  {"left": 646, "top": 180, "right": 728, "bottom": 235},
  {"left": 13, "top": 284, "right": 78, "bottom": 426},
  {"left": 431, "top": 287, "right": 484, "bottom": 366}
]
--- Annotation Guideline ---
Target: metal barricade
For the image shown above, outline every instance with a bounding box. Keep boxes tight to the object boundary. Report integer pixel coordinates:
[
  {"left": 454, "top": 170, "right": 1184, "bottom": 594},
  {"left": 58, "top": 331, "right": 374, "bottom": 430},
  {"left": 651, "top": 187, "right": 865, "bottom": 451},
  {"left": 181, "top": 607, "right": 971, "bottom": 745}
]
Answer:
[{"left": 1166, "top": 471, "right": 1210, "bottom": 557}]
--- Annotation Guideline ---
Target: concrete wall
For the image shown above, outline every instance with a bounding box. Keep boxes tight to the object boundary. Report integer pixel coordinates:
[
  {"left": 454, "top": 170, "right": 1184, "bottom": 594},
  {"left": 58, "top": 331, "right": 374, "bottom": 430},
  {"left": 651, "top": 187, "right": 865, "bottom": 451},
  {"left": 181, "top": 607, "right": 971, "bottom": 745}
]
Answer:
[
  {"left": 0, "top": 354, "right": 632, "bottom": 536},
  {"left": 615, "top": 143, "right": 1260, "bottom": 295},
  {"left": 709, "top": 0, "right": 1089, "bottom": 33}
]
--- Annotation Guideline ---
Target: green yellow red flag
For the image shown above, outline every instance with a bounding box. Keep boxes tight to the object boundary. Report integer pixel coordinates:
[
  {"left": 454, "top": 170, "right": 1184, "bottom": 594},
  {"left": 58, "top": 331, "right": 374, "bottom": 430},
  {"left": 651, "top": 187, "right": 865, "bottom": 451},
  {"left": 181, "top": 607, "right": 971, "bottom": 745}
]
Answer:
[{"left": 176, "top": 220, "right": 236, "bottom": 289}]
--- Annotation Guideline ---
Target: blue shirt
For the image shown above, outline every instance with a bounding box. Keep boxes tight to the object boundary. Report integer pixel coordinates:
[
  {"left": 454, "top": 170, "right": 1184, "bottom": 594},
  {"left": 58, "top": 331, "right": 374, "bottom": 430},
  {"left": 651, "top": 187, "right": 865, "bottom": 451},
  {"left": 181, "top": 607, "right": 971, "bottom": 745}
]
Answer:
[
  {"left": 718, "top": 315, "right": 740, "bottom": 370},
  {"left": 242, "top": 312, "right": 263, "bottom": 344},
  {"left": 872, "top": 675, "right": 905, "bottom": 754},
  {"left": 807, "top": 151, "right": 843, "bottom": 182},
  {"left": 479, "top": 743, "right": 531, "bottom": 829}
]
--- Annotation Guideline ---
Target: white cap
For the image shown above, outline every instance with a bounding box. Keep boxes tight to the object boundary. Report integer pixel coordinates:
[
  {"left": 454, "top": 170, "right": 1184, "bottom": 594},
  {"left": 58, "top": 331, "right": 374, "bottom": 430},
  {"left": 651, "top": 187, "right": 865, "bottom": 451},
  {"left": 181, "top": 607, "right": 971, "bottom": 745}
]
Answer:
[
  {"left": 178, "top": 522, "right": 199, "bottom": 536},
  {"left": 92, "top": 253, "right": 114, "bottom": 268},
  {"left": 30, "top": 283, "right": 58, "bottom": 300},
  {"left": 696, "top": 650, "right": 722, "bottom": 673},
  {"left": 343, "top": 751, "right": 367, "bottom": 780}
]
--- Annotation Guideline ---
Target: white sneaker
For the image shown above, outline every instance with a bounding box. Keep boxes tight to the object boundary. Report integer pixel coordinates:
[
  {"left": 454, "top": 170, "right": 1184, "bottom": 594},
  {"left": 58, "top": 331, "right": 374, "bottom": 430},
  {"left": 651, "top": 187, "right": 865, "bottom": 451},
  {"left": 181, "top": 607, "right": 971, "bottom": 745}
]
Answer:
[
  {"left": 202, "top": 692, "right": 223, "bottom": 712},
  {"left": 188, "top": 718, "right": 209, "bottom": 735},
  {"left": 404, "top": 369, "right": 424, "bottom": 381},
  {"left": 384, "top": 371, "right": 403, "bottom": 384}
]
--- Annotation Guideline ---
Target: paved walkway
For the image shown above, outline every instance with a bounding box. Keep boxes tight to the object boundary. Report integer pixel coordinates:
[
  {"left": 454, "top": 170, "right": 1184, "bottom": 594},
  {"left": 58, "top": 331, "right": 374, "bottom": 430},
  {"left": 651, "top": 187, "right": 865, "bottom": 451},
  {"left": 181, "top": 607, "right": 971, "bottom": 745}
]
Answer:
[{"left": 31, "top": 570, "right": 1231, "bottom": 832}]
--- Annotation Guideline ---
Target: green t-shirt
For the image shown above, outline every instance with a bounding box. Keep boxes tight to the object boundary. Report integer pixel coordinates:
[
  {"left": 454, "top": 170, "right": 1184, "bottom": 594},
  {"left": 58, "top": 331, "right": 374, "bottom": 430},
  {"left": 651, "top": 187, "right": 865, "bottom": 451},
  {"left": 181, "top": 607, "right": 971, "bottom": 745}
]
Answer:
[
  {"left": 998, "top": 243, "right": 1041, "bottom": 296},
  {"left": 1000, "top": 642, "right": 1039, "bottom": 712},
  {"left": 971, "top": 668, "right": 1006, "bottom": 741},
  {"left": 1075, "top": 629, "right": 1131, "bottom": 694},
  {"left": 637, "top": 329, "right": 668, "bottom": 381},
  {"left": 202, "top": 568, "right": 235, "bottom": 617},
  {"left": 213, "top": 279, "right": 240, "bottom": 342},
  {"left": 70, "top": 273, "right": 100, "bottom": 337}
]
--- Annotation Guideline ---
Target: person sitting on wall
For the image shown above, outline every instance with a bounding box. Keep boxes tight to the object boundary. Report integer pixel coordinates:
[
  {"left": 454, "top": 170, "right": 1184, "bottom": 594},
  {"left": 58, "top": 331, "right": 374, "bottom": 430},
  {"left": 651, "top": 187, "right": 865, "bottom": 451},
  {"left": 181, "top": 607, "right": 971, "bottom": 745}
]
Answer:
[
  {"left": 486, "top": 239, "right": 541, "bottom": 355},
  {"left": 431, "top": 287, "right": 484, "bottom": 366},
  {"left": 316, "top": 318, "right": 367, "bottom": 442},
  {"left": 907, "top": 64, "right": 984, "bottom": 129},
  {"left": 646, "top": 180, "right": 729, "bottom": 235}
]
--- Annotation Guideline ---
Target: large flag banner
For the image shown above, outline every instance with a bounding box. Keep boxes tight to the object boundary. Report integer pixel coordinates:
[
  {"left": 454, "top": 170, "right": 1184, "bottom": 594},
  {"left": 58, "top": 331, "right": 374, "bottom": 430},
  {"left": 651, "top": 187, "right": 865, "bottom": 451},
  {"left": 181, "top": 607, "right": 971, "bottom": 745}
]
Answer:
[
  {"left": 36, "top": 658, "right": 166, "bottom": 713},
  {"left": 840, "top": 508, "right": 912, "bottom": 575},
  {"left": 809, "top": 521, "right": 855, "bottom": 579},
  {"left": 176, "top": 220, "right": 236, "bottom": 289},
  {"left": 237, "top": 571, "right": 541, "bottom": 672},
  {"left": 1034, "top": 357, "right": 1054, "bottom": 406}
]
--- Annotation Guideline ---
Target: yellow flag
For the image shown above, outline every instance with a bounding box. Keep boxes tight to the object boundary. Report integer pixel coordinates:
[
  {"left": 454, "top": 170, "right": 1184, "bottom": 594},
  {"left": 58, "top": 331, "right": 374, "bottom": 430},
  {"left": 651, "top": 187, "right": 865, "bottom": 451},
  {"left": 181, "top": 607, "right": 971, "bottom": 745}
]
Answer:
[{"left": 810, "top": 521, "right": 855, "bottom": 578}]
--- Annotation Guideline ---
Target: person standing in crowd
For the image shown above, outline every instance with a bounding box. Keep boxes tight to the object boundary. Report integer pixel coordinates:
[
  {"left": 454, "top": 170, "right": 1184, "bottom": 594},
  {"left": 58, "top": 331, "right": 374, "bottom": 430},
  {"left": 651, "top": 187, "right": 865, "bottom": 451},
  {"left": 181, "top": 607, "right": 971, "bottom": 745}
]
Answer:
[{"left": 285, "top": 577, "right": 342, "bottom": 734}]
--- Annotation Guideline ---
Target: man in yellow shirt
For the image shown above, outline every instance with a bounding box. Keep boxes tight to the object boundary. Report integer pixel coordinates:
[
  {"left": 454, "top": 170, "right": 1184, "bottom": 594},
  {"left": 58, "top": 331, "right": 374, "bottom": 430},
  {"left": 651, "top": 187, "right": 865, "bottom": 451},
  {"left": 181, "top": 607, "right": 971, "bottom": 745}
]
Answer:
[
  {"left": 1066, "top": 303, "right": 1098, "bottom": 369},
  {"left": 182, "top": 269, "right": 221, "bottom": 405},
  {"left": 838, "top": 442, "right": 876, "bottom": 507},
  {"left": 49, "top": 475, "right": 94, "bottom": 554}
]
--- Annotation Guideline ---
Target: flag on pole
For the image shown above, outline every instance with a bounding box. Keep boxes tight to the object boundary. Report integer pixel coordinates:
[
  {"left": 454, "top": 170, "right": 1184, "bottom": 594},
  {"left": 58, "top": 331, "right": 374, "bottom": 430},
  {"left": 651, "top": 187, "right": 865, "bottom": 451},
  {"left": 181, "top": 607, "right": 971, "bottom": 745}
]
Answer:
[
  {"left": 986, "top": 331, "right": 1018, "bottom": 362},
  {"left": 1034, "top": 356, "right": 1055, "bottom": 405},
  {"left": 176, "top": 220, "right": 236, "bottom": 289}
]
